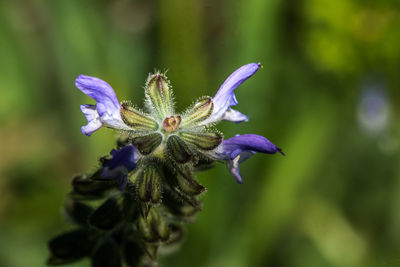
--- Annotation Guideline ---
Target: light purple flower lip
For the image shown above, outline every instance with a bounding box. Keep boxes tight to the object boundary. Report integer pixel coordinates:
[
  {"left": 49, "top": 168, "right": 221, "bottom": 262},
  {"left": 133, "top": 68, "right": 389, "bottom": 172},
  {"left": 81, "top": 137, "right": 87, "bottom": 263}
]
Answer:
[
  {"left": 217, "top": 134, "right": 284, "bottom": 184},
  {"left": 204, "top": 63, "right": 261, "bottom": 124},
  {"left": 101, "top": 145, "right": 140, "bottom": 189},
  {"left": 76, "top": 75, "right": 130, "bottom": 136}
]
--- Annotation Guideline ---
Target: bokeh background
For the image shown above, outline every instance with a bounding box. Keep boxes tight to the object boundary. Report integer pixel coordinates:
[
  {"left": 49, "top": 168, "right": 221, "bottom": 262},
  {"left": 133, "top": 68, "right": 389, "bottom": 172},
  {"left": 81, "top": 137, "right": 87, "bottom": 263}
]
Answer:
[{"left": 1, "top": 0, "right": 400, "bottom": 266}]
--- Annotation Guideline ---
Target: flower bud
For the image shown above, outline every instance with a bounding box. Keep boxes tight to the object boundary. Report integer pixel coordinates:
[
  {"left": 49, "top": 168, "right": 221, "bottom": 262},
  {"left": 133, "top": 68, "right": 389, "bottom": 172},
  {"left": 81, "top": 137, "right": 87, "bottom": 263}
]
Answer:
[
  {"left": 48, "top": 229, "right": 93, "bottom": 262},
  {"left": 131, "top": 133, "right": 162, "bottom": 155},
  {"left": 138, "top": 208, "right": 169, "bottom": 242},
  {"left": 163, "top": 189, "right": 202, "bottom": 220},
  {"left": 181, "top": 97, "right": 213, "bottom": 127},
  {"left": 146, "top": 73, "right": 173, "bottom": 119},
  {"left": 88, "top": 196, "right": 122, "bottom": 230},
  {"left": 120, "top": 102, "right": 158, "bottom": 131},
  {"left": 179, "top": 131, "right": 222, "bottom": 150},
  {"left": 165, "top": 166, "right": 205, "bottom": 196},
  {"left": 136, "top": 165, "right": 162, "bottom": 205},
  {"left": 71, "top": 174, "right": 117, "bottom": 198},
  {"left": 166, "top": 135, "right": 193, "bottom": 163}
]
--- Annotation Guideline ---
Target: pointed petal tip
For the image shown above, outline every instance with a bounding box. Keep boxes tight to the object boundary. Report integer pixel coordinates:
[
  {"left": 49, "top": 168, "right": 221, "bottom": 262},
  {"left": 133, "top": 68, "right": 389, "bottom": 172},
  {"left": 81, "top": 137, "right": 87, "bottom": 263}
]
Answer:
[
  {"left": 277, "top": 148, "right": 285, "bottom": 156},
  {"left": 236, "top": 178, "right": 244, "bottom": 184}
]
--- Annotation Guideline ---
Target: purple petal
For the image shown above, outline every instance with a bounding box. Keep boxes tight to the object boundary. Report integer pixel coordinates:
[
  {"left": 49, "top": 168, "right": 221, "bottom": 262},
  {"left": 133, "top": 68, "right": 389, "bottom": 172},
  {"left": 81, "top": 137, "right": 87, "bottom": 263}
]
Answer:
[
  {"left": 207, "top": 63, "right": 260, "bottom": 123},
  {"left": 80, "top": 104, "right": 102, "bottom": 136},
  {"left": 217, "top": 134, "right": 284, "bottom": 184},
  {"left": 222, "top": 134, "right": 283, "bottom": 159},
  {"left": 221, "top": 108, "right": 249, "bottom": 123},
  {"left": 227, "top": 157, "right": 243, "bottom": 184},
  {"left": 75, "top": 75, "right": 120, "bottom": 110},
  {"left": 76, "top": 75, "right": 132, "bottom": 134},
  {"left": 101, "top": 145, "right": 140, "bottom": 189}
]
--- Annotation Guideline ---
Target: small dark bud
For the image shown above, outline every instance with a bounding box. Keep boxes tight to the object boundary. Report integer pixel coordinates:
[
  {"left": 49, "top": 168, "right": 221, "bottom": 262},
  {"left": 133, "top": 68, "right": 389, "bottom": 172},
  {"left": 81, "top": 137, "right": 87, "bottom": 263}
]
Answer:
[
  {"left": 131, "top": 133, "right": 162, "bottom": 155},
  {"left": 165, "top": 166, "right": 205, "bottom": 196},
  {"left": 91, "top": 239, "right": 122, "bottom": 267},
  {"left": 122, "top": 187, "right": 140, "bottom": 222},
  {"left": 89, "top": 196, "right": 122, "bottom": 230},
  {"left": 124, "top": 239, "right": 145, "bottom": 267},
  {"left": 165, "top": 224, "right": 185, "bottom": 247},
  {"left": 136, "top": 165, "right": 162, "bottom": 205},
  {"left": 166, "top": 135, "right": 193, "bottom": 163},
  {"left": 71, "top": 174, "right": 117, "bottom": 198},
  {"left": 163, "top": 189, "right": 202, "bottom": 220},
  {"left": 138, "top": 208, "right": 169, "bottom": 243},
  {"left": 65, "top": 199, "right": 94, "bottom": 226},
  {"left": 48, "top": 229, "right": 93, "bottom": 263}
]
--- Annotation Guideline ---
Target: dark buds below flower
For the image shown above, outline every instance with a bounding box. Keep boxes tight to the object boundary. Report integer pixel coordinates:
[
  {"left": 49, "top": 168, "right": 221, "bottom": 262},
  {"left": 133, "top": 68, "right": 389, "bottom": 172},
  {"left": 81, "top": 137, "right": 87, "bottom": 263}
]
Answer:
[
  {"left": 131, "top": 133, "right": 162, "bottom": 155},
  {"left": 48, "top": 229, "right": 94, "bottom": 264},
  {"left": 138, "top": 208, "right": 169, "bottom": 243},
  {"left": 88, "top": 196, "right": 122, "bottom": 230},
  {"left": 166, "top": 135, "right": 193, "bottom": 163},
  {"left": 136, "top": 165, "right": 162, "bottom": 205}
]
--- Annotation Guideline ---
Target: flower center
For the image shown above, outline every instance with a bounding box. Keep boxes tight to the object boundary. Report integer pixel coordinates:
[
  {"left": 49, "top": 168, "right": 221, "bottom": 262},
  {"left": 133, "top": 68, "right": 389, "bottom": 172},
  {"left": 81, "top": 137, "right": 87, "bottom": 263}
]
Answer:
[{"left": 163, "top": 115, "right": 181, "bottom": 132}]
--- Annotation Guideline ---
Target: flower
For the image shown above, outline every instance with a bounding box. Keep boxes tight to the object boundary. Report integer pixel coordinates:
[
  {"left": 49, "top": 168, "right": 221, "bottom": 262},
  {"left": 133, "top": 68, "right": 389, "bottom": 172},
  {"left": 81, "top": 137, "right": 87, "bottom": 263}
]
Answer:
[
  {"left": 201, "top": 63, "right": 261, "bottom": 125},
  {"left": 76, "top": 75, "right": 131, "bottom": 136},
  {"left": 76, "top": 63, "right": 283, "bottom": 185},
  {"left": 101, "top": 145, "right": 140, "bottom": 189},
  {"left": 215, "top": 134, "right": 284, "bottom": 184}
]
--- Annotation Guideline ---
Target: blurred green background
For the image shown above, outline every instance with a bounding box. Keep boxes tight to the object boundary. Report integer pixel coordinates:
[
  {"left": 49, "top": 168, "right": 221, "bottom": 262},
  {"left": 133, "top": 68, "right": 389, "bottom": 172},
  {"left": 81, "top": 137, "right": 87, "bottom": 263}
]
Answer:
[{"left": 1, "top": 0, "right": 400, "bottom": 266}]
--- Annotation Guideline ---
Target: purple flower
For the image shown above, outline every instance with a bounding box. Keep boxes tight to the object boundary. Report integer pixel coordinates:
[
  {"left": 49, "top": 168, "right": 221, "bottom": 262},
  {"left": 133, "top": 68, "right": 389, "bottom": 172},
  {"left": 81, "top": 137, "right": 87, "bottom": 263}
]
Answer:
[
  {"left": 216, "top": 134, "right": 284, "bottom": 184},
  {"left": 101, "top": 145, "right": 140, "bottom": 189},
  {"left": 202, "top": 63, "right": 261, "bottom": 125},
  {"left": 76, "top": 75, "right": 131, "bottom": 136}
]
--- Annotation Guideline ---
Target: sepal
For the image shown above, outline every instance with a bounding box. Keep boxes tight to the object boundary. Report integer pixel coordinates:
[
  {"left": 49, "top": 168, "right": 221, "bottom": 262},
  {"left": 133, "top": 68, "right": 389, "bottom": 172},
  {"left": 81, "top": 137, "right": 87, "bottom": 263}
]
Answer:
[
  {"left": 166, "top": 135, "right": 193, "bottom": 163},
  {"left": 131, "top": 133, "right": 162, "bottom": 155},
  {"left": 181, "top": 97, "right": 213, "bottom": 128},
  {"left": 136, "top": 165, "right": 162, "bottom": 205},
  {"left": 120, "top": 102, "right": 158, "bottom": 131},
  {"left": 179, "top": 131, "right": 222, "bottom": 150},
  {"left": 146, "top": 73, "right": 174, "bottom": 119}
]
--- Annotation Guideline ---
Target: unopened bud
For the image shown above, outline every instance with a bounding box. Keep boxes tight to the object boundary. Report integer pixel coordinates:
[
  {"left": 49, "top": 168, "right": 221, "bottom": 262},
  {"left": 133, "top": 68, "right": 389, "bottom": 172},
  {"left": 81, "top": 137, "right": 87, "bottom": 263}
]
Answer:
[
  {"left": 120, "top": 102, "right": 158, "bottom": 131},
  {"left": 137, "top": 165, "right": 162, "bottom": 204},
  {"left": 146, "top": 73, "right": 173, "bottom": 119},
  {"left": 179, "top": 131, "right": 222, "bottom": 150},
  {"left": 138, "top": 208, "right": 169, "bottom": 242},
  {"left": 88, "top": 196, "right": 122, "bottom": 230},
  {"left": 166, "top": 135, "right": 193, "bottom": 163},
  {"left": 163, "top": 189, "right": 202, "bottom": 219},
  {"left": 131, "top": 133, "right": 162, "bottom": 155},
  {"left": 181, "top": 97, "right": 213, "bottom": 127},
  {"left": 166, "top": 166, "right": 205, "bottom": 196}
]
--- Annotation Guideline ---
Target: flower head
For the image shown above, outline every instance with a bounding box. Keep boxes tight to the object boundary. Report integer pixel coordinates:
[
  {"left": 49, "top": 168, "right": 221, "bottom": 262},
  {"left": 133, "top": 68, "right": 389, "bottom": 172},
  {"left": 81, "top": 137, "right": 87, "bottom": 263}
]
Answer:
[{"left": 76, "top": 63, "right": 282, "bottom": 185}]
